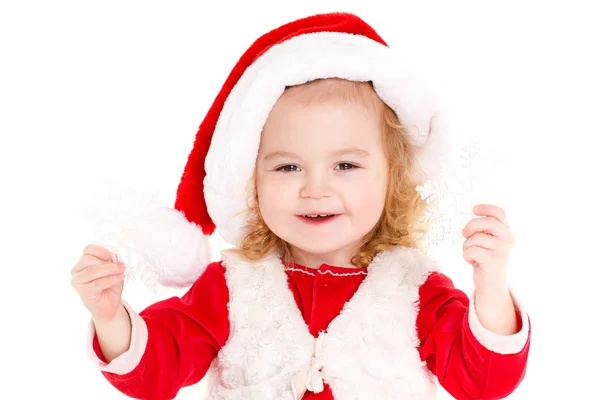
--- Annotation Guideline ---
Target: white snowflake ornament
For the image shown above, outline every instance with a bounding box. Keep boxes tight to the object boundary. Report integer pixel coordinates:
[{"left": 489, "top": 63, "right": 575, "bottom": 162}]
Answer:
[{"left": 417, "top": 136, "right": 499, "bottom": 252}]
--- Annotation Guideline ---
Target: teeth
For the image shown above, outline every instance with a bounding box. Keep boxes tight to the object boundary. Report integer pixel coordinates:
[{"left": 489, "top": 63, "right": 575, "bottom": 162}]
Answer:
[{"left": 305, "top": 214, "right": 332, "bottom": 218}]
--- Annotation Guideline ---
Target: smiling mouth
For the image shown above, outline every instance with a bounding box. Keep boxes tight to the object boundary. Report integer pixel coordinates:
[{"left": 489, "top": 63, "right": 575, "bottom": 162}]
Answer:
[{"left": 298, "top": 214, "right": 340, "bottom": 223}]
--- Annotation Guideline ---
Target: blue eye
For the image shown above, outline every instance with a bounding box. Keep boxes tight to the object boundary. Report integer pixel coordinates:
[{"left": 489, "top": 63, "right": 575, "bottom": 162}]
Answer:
[
  {"left": 276, "top": 165, "right": 300, "bottom": 172},
  {"left": 336, "top": 163, "right": 357, "bottom": 170}
]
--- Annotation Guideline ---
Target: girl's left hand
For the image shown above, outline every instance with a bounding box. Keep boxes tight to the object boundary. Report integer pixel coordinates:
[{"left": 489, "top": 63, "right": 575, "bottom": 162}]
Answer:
[{"left": 462, "top": 204, "right": 515, "bottom": 290}]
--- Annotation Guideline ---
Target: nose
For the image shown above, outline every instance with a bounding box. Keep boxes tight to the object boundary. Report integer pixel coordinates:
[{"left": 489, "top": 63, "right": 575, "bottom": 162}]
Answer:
[{"left": 299, "top": 171, "right": 333, "bottom": 199}]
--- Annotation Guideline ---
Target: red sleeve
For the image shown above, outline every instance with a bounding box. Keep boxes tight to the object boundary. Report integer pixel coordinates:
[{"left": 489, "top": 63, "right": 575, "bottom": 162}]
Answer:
[
  {"left": 92, "top": 262, "right": 230, "bottom": 400},
  {"left": 417, "top": 272, "right": 530, "bottom": 400}
]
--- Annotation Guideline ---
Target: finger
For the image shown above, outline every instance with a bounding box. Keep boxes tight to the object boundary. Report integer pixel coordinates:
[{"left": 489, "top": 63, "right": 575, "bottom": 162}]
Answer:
[
  {"left": 83, "top": 244, "right": 113, "bottom": 262},
  {"left": 463, "top": 246, "right": 487, "bottom": 266},
  {"left": 87, "top": 273, "right": 125, "bottom": 295},
  {"left": 462, "top": 233, "right": 504, "bottom": 251},
  {"left": 462, "top": 216, "right": 510, "bottom": 240},
  {"left": 73, "top": 262, "right": 125, "bottom": 285},
  {"left": 71, "top": 254, "right": 111, "bottom": 274},
  {"left": 473, "top": 204, "right": 509, "bottom": 227}
]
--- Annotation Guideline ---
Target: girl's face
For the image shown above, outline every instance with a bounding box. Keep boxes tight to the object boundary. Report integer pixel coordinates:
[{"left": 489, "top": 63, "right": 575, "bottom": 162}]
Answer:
[{"left": 255, "top": 85, "right": 388, "bottom": 268}]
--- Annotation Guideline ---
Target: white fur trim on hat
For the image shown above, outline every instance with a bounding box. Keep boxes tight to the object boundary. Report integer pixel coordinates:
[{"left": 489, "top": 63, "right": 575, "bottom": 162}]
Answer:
[{"left": 204, "top": 31, "right": 449, "bottom": 246}]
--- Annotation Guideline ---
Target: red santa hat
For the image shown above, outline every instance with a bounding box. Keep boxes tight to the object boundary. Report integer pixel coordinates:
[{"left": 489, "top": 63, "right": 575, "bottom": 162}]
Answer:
[{"left": 127, "top": 12, "right": 450, "bottom": 288}]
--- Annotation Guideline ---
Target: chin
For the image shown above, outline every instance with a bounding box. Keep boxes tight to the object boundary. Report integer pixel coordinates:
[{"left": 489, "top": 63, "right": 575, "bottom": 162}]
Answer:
[
  {"left": 286, "top": 236, "right": 363, "bottom": 257},
  {"left": 291, "top": 243, "right": 343, "bottom": 255}
]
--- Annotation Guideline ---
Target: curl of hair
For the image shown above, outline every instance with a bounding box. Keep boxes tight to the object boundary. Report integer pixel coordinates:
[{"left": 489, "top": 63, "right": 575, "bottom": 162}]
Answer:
[
  {"left": 350, "top": 105, "right": 430, "bottom": 268},
  {"left": 239, "top": 81, "right": 430, "bottom": 268}
]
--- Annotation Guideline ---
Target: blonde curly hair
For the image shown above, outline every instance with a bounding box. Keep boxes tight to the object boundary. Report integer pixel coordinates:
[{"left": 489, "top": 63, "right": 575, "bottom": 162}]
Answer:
[{"left": 238, "top": 79, "right": 429, "bottom": 268}]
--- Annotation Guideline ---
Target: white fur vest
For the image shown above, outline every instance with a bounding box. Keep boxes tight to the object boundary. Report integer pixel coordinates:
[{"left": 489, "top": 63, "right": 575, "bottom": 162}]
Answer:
[{"left": 204, "top": 247, "right": 440, "bottom": 400}]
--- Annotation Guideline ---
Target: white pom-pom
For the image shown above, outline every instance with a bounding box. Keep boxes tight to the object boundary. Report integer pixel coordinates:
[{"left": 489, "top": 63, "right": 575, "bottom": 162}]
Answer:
[
  {"left": 125, "top": 207, "right": 212, "bottom": 288},
  {"left": 78, "top": 178, "right": 212, "bottom": 289}
]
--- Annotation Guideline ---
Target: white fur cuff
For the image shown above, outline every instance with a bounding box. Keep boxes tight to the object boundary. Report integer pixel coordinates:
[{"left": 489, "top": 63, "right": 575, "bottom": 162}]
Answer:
[
  {"left": 468, "top": 290, "right": 530, "bottom": 355},
  {"left": 86, "top": 300, "right": 148, "bottom": 375}
]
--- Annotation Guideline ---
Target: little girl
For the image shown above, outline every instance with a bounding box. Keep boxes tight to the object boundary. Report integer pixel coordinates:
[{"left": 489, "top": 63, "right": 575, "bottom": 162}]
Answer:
[{"left": 71, "top": 12, "right": 530, "bottom": 400}]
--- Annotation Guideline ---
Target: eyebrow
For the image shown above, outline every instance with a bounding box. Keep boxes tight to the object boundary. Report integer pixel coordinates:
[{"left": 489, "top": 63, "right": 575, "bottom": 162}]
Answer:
[
  {"left": 333, "top": 147, "right": 371, "bottom": 158},
  {"left": 262, "top": 147, "right": 371, "bottom": 161}
]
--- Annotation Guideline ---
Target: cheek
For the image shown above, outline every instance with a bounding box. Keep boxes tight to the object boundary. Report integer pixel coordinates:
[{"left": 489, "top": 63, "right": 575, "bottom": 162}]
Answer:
[
  {"left": 355, "top": 188, "right": 386, "bottom": 216},
  {"left": 256, "top": 174, "right": 297, "bottom": 219},
  {"left": 343, "top": 172, "right": 387, "bottom": 211}
]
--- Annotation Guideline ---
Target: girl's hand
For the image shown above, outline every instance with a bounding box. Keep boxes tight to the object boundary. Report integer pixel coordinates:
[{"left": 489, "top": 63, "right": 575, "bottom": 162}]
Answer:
[
  {"left": 462, "top": 204, "right": 515, "bottom": 291},
  {"left": 71, "top": 244, "right": 126, "bottom": 323}
]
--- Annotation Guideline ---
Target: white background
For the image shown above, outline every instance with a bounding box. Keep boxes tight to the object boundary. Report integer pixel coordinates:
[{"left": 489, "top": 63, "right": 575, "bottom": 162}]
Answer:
[{"left": 1, "top": 1, "right": 599, "bottom": 399}]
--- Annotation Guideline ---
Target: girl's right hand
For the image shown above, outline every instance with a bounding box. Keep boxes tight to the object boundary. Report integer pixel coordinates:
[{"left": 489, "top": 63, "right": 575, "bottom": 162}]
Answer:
[{"left": 71, "top": 244, "right": 126, "bottom": 323}]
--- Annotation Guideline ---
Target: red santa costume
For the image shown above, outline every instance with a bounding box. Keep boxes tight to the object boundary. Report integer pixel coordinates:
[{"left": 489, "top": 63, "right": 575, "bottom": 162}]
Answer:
[{"left": 86, "top": 12, "right": 531, "bottom": 400}]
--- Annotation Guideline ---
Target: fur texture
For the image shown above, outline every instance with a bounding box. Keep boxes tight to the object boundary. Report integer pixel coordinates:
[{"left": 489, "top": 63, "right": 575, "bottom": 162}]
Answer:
[
  {"left": 126, "top": 207, "right": 212, "bottom": 287},
  {"left": 204, "top": 247, "right": 440, "bottom": 400}
]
